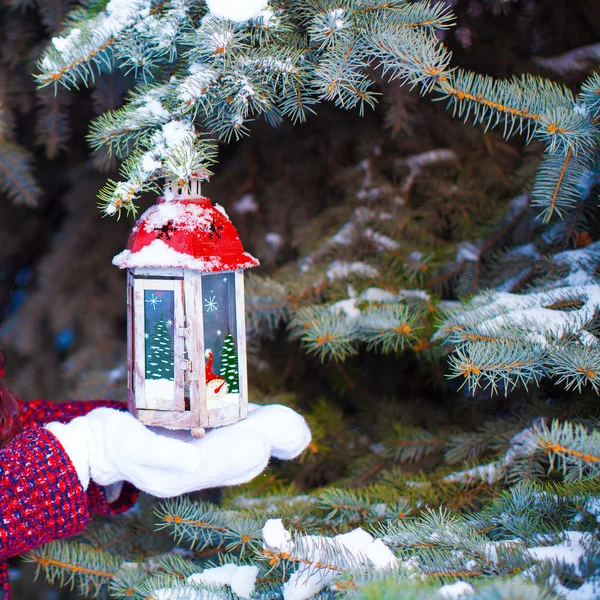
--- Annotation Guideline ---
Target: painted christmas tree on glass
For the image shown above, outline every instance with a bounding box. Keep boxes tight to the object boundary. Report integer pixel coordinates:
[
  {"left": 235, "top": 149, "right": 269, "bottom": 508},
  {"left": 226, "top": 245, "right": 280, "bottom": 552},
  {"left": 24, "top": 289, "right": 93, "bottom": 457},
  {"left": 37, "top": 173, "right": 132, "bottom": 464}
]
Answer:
[
  {"left": 144, "top": 289, "right": 176, "bottom": 407},
  {"left": 220, "top": 330, "right": 239, "bottom": 394},
  {"left": 146, "top": 317, "right": 174, "bottom": 382}
]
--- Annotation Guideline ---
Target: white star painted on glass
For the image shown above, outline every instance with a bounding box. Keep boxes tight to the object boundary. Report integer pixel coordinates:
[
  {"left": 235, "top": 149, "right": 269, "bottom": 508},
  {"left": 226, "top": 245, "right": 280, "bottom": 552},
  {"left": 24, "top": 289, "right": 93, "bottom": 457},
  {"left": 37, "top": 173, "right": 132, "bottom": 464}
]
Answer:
[
  {"left": 223, "top": 277, "right": 228, "bottom": 282},
  {"left": 166, "top": 318, "right": 173, "bottom": 326},
  {"left": 216, "top": 329, "right": 222, "bottom": 337},
  {"left": 145, "top": 294, "right": 162, "bottom": 310},
  {"left": 205, "top": 296, "right": 218, "bottom": 312},
  {"left": 144, "top": 333, "right": 149, "bottom": 339}
]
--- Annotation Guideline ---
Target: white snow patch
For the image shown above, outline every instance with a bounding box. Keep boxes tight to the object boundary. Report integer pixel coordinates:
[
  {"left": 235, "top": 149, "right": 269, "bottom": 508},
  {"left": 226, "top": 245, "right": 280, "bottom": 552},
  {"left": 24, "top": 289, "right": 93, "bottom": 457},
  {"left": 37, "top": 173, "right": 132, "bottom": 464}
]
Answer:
[
  {"left": 404, "top": 149, "right": 457, "bottom": 170},
  {"left": 43, "top": 0, "right": 150, "bottom": 73},
  {"left": 260, "top": 56, "right": 296, "bottom": 74},
  {"left": 214, "top": 203, "right": 229, "bottom": 218},
  {"left": 230, "top": 114, "right": 244, "bottom": 127},
  {"left": 443, "top": 462, "right": 498, "bottom": 485},
  {"left": 444, "top": 424, "right": 540, "bottom": 485},
  {"left": 263, "top": 518, "right": 293, "bottom": 552},
  {"left": 237, "top": 75, "right": 255, "bottom": 99},
  {"left": 162, "top": 120, "right": 193, "bottom": 147},
  {"left": 188, "top": 564, "right": 258, "bottom": 599},
  {"left": 553, "top": 580, "right": 597, "bottom": 600},
  {"left": 52, "top": 28, "right": 81, "bottom": 51},
  {"left": 205, "top": 0, "right": 268, "bottom": 22},
  {"left": 506, "top": 242, "right": 540, "bottom": 260},
  {"left": 502, "top": 425, "right": 539, "bottom": 466},
  {"left": 207, "top": 392, "right": 240, "bottom": 410},
  {"left": 113, "top": 238, "right": 258, "bottom": 272},
  {"left": 263, "top": 519, "right": 398, "bottom": 600},
  {"left": 326, "top": 261, "right": 378, "bottom": 281},
  {"left": 265, "top": 233, "right": 283, "bottom": 249},
  {"left": 509, "top": 193, "right": 529, "bottom": 212},
  {"left": 137, "top": 95, "right": 169, "bottom": 120},
  {"left": 105, "top": 0, "right": 145, "bottom": 19},
  {"left": 331, "top": 222, "right": 356, "bottom": 246},
  {"left": 456, "top": 241, "right": 481, "bottom": 262},
  {"left": 179, "top": 64, "right": 219, "bottom": 102},
  {"left": 436, "top": 283, "right": 600, "bottom": 347},
  {"left": 438, "top": 581, "right": 474, "bottom": 599},
  {"left": 108, "top": 364, "right": 126, "bottom": 382},
  {"left": 360, "top": 288, "right": 398, "bottom": 303},
  {"left": 140, "top": 153, "right": 163, "bottom": 174},
  {"left": 582, "top": 497, "right": 600, "bottom": 523},
  {"left": 398, "top": 289, "right": 430, "bottom": 302},
  {"left": 330, "top": 288, "right": 361, "bottom": 319},
  {"left": 527, "top": 531, "right": 589, "bottom": 573},
  {"left": 327, "top": 286, "right": 429, "bottom": 321},
  {"left": 145, "top": 379, "right": 176, "bottom": 409},
  {"left": 233, "top": 194, "right": 258, "bottom": 213},
  {"left": 401, "top": 555, "right": 420, "bottom": 577},
  {"left": 330, "top": 8, "right": 347, "bottom": 29},
  {"left": 255, "top": 9, "right": 276, "bottom": 25},
  {"left": 365, "top": 229, "right": 400, "bottom": 250}
]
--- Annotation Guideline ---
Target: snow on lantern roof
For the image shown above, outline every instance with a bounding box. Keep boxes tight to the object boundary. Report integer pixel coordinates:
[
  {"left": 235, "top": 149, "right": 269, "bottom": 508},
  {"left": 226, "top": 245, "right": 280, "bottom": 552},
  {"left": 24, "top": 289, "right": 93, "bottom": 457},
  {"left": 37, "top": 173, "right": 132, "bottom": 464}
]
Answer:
[{"left": 112, "top": 196, "right": 259, "bottom": 273}]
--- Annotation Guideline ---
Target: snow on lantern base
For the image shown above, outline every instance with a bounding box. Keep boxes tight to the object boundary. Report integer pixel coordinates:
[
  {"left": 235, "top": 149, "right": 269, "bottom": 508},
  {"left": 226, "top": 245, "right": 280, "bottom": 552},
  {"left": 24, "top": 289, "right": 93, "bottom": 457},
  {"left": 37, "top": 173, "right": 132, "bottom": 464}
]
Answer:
[
  {"left": 209, "top": 393, "right": 240, "bottom": 410},
  {"left": 145, "top": 379, "right": 176, "bottom": 408},
  {"left": 114, "top": 189, "right": 258, "bottom": 433}
]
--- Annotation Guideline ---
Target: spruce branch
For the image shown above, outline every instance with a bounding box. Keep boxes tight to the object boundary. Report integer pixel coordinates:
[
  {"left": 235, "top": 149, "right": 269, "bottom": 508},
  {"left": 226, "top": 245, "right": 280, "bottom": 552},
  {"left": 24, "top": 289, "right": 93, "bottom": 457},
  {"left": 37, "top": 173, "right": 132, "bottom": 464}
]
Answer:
[
  {"left": 547, "top": 344, "right": 600, "bottom": 393},
  {"left": 359, "top": 304, "right": 420, "bottom": 353},
  {"left": 580, "top": 71, "right": 600, "bottom": 120},
  {"left": 292, "top": 308, "right": 360, "bottom": 362},
  {"left": 448, "top": 340, "right": 546, "bottom": 395},
  {"left": 35, "top": 85, "right": 73, "bottom": 158},
  {"left": 385, "top": 424, "right": 443, "bottom": 464},
  {"left": 25, "top": 540, "right": 119, "bottom": 597},
  {"left": 155, "top": 497, "right": 230, "bottom": 550},
  {"left": 534, "top": 420, "right": 600, "bottom": 481},
  {"left": 364, "top": 25, "right": 453, "bottom": 93},
  {"left": 0, "top": 141, "right": 41, "bottom": 206},
  {"left": 436, "top": 72, "right": 596, "bottom": 154}
]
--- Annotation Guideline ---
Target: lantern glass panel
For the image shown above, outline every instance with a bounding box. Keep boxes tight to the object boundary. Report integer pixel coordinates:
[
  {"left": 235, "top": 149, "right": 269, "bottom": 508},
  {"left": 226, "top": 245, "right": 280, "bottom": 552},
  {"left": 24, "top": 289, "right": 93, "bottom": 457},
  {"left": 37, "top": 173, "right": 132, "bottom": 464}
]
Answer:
[
  {"left": 202, "top": 272, "right": 240, "bottom": 406},
  {"left": 144, "top": 289, "right": 176, "bottom": 404}
]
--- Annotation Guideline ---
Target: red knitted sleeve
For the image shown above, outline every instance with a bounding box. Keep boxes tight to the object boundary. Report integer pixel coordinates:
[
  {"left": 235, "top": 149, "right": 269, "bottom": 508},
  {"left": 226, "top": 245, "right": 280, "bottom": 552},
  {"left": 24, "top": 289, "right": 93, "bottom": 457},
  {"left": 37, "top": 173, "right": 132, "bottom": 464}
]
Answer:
[
  {"left": 0, "top": 562, "right": 9, "bottom": 600},
  {"left": 17, "top": 398, "right": 127, "bottom": 429},
  {"left": 16, "top": 398, "right": 139, "bottom": 516},
  {"left": 0, "top": 428, "right": 89, "bottom": 562}
]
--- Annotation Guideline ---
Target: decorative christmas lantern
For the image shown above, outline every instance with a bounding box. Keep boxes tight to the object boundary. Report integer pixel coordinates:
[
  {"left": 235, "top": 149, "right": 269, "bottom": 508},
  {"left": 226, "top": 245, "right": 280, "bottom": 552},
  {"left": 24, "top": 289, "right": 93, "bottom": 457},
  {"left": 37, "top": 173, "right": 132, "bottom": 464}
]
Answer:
[{"left": 113, "top": 179, "right": 259, "bottom": 437}]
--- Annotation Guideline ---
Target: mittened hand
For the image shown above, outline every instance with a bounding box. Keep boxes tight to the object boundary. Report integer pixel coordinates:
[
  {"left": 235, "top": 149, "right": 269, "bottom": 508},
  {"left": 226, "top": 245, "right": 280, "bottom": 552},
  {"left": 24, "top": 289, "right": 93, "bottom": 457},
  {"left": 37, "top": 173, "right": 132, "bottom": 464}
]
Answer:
[
  {"left": 156, "top": 404, "right": 312, "bottom": 488},
  {"left": 45, "top": 404, "right": 311, "bottom": 498}
]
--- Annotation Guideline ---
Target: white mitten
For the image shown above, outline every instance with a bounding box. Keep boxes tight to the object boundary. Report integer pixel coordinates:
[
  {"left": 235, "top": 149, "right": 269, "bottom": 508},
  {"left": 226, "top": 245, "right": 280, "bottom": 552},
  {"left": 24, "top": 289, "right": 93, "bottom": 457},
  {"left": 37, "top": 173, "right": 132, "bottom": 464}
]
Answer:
[{"left": 45, "top": 404, "right": 311, "bottom": 498}]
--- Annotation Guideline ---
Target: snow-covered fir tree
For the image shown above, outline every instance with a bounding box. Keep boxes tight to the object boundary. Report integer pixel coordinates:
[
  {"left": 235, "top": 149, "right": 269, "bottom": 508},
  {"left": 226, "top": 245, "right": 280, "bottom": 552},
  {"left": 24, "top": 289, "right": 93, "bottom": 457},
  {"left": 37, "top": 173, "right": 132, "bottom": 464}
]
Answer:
[
  {"left": 1, "top": 0, "right": 599, "bottom": 598},
  {"left": 146, "top": 318, "right": 174, "bottom": 381},
  {"left": 220, "top": 331, "right": 239, "bottom": 394}
]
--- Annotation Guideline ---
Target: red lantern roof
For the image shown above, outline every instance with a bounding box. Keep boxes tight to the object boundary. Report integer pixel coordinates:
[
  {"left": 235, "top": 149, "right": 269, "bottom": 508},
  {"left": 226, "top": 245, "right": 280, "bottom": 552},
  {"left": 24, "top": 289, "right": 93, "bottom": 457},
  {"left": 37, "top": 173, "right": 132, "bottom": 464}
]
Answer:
[{"left": 112, "top": 197, "right": 259, "bottom": 273}]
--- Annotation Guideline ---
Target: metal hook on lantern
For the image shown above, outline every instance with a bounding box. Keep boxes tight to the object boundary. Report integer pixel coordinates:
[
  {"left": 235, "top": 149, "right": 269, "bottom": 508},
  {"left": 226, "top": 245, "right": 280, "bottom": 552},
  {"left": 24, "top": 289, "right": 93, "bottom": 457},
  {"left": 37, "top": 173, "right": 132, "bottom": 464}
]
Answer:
[{"left": 180, "top": 351, "right": 191, "bottom": 372}]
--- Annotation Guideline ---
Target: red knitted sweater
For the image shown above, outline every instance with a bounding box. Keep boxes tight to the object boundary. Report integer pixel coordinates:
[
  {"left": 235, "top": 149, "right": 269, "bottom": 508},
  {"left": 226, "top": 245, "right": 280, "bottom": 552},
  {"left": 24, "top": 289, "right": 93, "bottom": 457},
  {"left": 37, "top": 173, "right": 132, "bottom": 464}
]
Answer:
[{"left": 0, "top": 398, "right": 138, "bottom": 599}]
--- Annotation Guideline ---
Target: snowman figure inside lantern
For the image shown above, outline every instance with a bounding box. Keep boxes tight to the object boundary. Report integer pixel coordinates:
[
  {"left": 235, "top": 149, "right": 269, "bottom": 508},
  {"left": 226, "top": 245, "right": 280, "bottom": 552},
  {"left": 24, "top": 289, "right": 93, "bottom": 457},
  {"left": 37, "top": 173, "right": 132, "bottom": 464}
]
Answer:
[{"left": 112, "top": 178, "right": 259, "bottom": 437}]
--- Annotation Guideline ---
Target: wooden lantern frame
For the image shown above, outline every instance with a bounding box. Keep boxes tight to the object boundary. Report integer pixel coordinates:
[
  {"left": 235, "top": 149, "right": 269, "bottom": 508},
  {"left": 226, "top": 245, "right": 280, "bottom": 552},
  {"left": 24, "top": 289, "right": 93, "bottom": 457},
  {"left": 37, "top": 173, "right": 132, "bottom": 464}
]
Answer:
[
  {"left": 127, "top": 267, "right": 249, "bottom": 431},
  {"left": 114, "top": 183, "right": 259, "bottom": 435}
]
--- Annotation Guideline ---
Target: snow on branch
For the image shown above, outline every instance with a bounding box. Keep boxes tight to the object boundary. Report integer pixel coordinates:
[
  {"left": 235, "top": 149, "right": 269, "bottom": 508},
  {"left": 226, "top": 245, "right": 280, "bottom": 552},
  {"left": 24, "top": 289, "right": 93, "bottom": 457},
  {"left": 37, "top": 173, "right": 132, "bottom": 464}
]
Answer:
[
  {"left": 535, "top": 43, "right": 600, "bottom": 77},
  {"left": 437, "top": 242, "right": 600, "bottom": 394},
  {"left": 262, "top": 518, "right": 397, "bottom": 600},
  {"left": 34, "top": 0, "right": 600, "bottom": 225}
]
